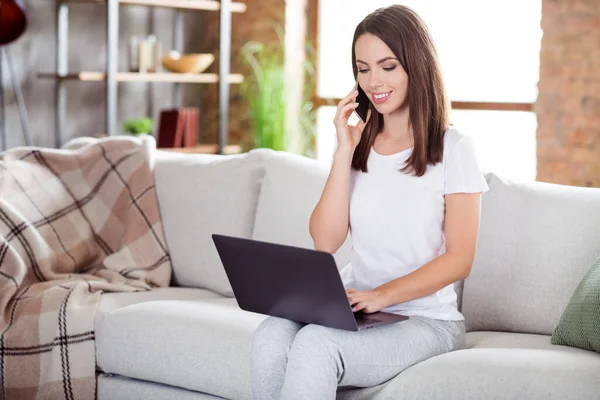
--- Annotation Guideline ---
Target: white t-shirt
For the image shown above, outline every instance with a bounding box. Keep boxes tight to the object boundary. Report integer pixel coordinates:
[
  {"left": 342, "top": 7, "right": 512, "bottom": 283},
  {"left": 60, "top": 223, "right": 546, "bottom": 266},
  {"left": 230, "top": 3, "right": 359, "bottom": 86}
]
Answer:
[{"left": 341, "top": 127, "right": 489, "bottom": 321}]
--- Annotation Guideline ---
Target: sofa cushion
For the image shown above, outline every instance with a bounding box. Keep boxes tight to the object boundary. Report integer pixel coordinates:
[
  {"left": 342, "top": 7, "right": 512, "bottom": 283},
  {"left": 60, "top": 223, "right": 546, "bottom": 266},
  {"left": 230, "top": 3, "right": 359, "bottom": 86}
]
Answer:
[
  {"left": 95, "top": 297, "right": 267, "bottom": 400},
  {"left": 95, "top": 287, "right": 224, "bottom": 329},
  {"left": 338, "top": 331, "right": 600, "bottom": 400},
  {"left": 251, "top": 151, "right": 353, "bottom": 271},
  {"left": 98, "top": 374, "right": 222, "bottom": 400},
  {"left": 153, "top": 149, "right": 270, "bottom": 296},
  {"left": 551, "top": 255, "right": 600, "bottom": 353},
  {"left": 97, "top": 298, "right": 600, "bottom": 400},
  {"left": 463, "top": 173, "right": 600, "bottom": 335}
]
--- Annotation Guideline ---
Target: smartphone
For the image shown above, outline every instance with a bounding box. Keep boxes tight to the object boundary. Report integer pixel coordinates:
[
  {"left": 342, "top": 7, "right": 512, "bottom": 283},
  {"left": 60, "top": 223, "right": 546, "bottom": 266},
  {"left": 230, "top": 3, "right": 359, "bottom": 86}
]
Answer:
[{"left": 353, "top": 80, "right": 370, "bottom": 123}]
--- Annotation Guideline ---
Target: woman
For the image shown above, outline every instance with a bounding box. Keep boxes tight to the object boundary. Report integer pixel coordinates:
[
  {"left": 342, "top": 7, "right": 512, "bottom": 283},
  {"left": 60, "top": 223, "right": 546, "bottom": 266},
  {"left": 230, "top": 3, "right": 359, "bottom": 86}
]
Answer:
[{"left": 251, "top": 5, "right": 489, "bottom": 399}]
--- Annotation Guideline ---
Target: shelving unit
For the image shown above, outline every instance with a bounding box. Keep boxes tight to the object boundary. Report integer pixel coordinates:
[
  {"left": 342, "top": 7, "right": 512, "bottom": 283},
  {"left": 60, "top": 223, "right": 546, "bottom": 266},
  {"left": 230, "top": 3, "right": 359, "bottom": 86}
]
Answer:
[
  {"left": 62, "top": 0, "right": 246, "bottom": 12},
  {"left": 41, "top": 0, "right": 247, "bottom": 153},
  {"left": 38, "top": 72, "right": 244, "bottom": 83}
]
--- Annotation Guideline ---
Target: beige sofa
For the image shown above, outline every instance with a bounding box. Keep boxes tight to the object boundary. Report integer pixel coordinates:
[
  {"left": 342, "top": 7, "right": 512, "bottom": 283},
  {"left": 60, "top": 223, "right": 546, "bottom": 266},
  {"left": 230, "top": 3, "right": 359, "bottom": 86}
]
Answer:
[{"left": 94, "top": 148, "right": 600, "bottom": 399}]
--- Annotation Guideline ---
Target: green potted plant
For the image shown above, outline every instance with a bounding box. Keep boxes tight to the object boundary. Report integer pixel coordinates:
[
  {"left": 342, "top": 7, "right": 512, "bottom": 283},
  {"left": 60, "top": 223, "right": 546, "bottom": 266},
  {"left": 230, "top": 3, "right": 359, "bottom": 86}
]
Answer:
[
  {"left": 123, "top": 117, "right": 153, "bottom": 136},
  {"left": 240, "top": 25, "right": 316, "bottom": 157}
]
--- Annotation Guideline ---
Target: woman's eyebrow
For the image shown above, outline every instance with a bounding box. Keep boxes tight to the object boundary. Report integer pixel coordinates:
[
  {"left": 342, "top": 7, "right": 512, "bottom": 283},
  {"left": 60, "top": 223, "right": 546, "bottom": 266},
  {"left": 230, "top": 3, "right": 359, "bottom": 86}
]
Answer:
[{"left": 356, "top": 57, "right": 399, "bottom": 65}]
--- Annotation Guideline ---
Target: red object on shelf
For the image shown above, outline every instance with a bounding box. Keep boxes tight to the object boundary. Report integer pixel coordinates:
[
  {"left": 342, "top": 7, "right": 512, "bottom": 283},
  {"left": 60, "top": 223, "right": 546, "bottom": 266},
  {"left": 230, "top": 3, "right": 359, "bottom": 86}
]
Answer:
[
  {"left": 156, "top": 107, "right": 199, "bottom": 148},
  {"left": 0, "top": 0, "right": 27, "bottom": 46}
]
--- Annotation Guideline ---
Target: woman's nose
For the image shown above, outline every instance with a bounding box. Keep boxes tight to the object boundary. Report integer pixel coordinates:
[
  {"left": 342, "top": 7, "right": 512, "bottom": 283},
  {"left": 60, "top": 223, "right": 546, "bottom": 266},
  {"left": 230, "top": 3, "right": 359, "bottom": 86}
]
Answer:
[{"left": 369, "top": 74, "right": 384, "bottom": 90}]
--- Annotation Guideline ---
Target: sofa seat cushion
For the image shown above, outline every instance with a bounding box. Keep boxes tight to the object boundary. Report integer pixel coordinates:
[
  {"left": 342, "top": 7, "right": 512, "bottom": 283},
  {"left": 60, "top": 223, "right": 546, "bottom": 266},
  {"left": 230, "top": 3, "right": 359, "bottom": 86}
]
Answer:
[
  {"left": 338, "top": 331, "right": 600, "bottom": 400},
  {"left": 98, "top": 374, "right": 223, "bottom": 400},
  {"left": 95, "top": 297, "right": 267, "bottom": 400},
  {"left": 95, "top": 287, "right": 225, "bottom": 328}
]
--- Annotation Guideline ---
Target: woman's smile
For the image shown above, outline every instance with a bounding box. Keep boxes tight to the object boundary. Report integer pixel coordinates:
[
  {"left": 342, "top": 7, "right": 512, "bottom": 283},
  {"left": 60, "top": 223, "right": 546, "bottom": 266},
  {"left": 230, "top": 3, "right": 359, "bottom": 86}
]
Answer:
[{"left": 371, "top": 91, "right": 393, "bottom": 104}]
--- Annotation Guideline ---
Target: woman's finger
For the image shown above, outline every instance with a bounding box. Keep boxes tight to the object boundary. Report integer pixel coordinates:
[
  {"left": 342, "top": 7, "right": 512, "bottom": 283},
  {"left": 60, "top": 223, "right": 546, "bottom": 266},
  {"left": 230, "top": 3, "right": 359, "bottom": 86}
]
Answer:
[
  {"left": 334, "top": 90, "right": 359, "bottom": 119},
  {"left": 357, "top": 109, "right": 372, "bottom": 131},
  {"left": 348, "top": 293, "right": 362, "bottom": 305},
  {"left": 336, "top": 90, "right": 358, "bottom": 113},
  {"left": 353, "top": 302, "right": 367, "bottom": 312},
  {"left": 335, "top": 102, "right": 359, "bottom": 125},
  {"left": 349, "top": 292, "right": 367, "bottom": 305}
]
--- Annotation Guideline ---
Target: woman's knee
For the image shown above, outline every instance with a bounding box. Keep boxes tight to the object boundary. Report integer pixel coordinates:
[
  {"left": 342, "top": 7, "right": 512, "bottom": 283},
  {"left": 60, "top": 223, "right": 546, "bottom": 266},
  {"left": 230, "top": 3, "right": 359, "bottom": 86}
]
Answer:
[
  {"left": 252, "top": 316, "right": 304, "bottom": 353},
  {"left": 290, "top": 324, "right": 338, "bottom": 357},
  {"left": 286, "top": 324, "right": 344, "bottom": 379}
]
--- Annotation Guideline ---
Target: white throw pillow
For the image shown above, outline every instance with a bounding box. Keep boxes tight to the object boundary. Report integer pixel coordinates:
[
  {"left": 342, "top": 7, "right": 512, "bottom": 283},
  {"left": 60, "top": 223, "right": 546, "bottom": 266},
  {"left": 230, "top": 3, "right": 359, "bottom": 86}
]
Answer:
[
  {"left": 154, "top": 149, "right": 270, "bottom": 296},
  {"left": 251, "top": 151, "right": 353, "bottom": 271},
  {"left": 463, "top": 172, "right": 600, "bottom": 334}
]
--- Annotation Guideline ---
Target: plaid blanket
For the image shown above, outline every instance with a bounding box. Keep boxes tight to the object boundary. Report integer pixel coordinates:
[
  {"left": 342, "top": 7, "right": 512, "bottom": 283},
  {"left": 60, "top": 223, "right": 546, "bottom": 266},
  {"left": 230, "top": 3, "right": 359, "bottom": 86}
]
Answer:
[{"left": 0, "top": 135, "right": 172, "bottom": 399}]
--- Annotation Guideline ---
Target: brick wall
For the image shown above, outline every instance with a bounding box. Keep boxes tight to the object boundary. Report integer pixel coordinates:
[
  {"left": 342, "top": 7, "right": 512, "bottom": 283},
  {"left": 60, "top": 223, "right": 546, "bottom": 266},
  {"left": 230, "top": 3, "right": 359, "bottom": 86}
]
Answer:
[{"left": 536, "top": 0, "right": 600, "bottom": 187}]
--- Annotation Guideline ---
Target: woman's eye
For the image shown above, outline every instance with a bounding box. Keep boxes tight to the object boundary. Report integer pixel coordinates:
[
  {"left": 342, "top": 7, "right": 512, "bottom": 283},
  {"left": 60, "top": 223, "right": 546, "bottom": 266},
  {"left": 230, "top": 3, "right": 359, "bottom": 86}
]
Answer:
[
  {"left": 383, "top": 66, "right": 396, "bottom": 71},
  {"left": 358, "top": 69, "right": 369, "bottom": 74}
]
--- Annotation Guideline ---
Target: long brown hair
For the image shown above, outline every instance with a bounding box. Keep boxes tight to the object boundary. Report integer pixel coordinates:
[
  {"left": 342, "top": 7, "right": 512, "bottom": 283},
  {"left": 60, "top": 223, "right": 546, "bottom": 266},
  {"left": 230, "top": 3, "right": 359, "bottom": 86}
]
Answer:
[{"left": 351, "top": 5, "right": 449, "bottom": 177}]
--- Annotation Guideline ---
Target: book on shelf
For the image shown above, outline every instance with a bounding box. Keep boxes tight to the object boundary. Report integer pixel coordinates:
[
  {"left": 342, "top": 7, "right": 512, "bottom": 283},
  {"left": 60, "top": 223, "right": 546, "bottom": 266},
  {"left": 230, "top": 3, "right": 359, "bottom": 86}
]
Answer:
[{"left": 156, "top": 107, "right": 199, "bottom": 148}]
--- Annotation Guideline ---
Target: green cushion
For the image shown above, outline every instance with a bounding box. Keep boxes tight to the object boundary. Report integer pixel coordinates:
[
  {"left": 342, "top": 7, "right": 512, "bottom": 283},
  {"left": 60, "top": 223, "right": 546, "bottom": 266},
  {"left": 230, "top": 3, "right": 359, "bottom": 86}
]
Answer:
[{"left": 551, "top": 255, "right": 600, "bottom": 353}]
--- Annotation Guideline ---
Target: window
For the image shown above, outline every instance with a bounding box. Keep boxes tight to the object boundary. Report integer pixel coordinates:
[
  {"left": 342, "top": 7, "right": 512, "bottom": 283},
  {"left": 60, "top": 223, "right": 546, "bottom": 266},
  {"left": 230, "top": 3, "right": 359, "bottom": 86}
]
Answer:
[{"left": 313, "top": 0, "right": 542, "bottom": 181}]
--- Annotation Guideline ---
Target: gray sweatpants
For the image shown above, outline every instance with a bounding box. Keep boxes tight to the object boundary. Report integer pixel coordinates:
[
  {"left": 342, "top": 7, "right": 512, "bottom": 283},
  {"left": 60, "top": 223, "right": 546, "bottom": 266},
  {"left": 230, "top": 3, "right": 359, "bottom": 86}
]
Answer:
[{"left": 250, "top": 315, "right": 465, "bottom": 400}]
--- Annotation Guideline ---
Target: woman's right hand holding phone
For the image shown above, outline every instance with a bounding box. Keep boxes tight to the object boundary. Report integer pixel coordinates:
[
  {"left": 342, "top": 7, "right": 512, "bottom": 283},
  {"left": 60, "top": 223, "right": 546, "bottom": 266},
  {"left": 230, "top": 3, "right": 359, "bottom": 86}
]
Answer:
[{"left": 333, "top": 88, "right": 371, "bottom": 153}]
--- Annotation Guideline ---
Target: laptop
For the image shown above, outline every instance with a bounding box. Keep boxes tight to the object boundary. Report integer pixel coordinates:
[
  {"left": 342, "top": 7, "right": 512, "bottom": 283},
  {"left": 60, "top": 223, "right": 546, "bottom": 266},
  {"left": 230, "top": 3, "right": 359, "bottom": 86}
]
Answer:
[{"left": 211, "top": 234, "right": 408, "bottom": 331}]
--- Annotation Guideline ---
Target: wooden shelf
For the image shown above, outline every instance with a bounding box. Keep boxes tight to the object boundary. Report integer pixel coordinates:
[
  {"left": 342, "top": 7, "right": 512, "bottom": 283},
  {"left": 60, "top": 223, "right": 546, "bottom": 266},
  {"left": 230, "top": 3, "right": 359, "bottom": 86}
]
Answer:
[
  {"left": 159, "top": 144, "right": 242, "bottom": 154},
  {"left": 38, "top": 72, "right": 244, "bottom": 84},
  {"left": 64, "top": 0, "right": 247, "bottom": 13}
]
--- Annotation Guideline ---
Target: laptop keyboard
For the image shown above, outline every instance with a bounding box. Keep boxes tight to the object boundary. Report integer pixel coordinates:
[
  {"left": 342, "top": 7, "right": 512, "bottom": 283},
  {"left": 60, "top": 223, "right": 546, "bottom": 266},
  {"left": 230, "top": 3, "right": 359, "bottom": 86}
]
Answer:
[{"left": 354, "top": 314, "right": 382, "bottom": 325}]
